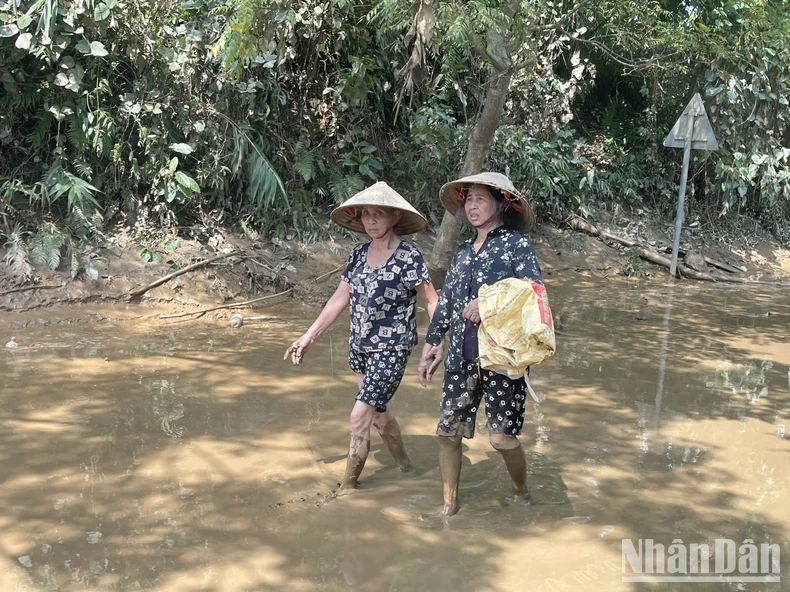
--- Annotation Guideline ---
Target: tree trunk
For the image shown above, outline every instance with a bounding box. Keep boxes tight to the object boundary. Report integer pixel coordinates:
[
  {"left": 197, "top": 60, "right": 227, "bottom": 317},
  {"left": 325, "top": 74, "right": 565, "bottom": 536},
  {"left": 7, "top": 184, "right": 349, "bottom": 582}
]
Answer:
[{"left": 429, "top": 71, "right": 513, "bottom": 273}]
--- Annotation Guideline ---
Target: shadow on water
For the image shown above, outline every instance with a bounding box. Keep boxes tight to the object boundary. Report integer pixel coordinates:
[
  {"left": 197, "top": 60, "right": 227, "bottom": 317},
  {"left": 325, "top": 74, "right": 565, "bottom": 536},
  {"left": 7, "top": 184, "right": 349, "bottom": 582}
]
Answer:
[{"left": 0, "top": 278, "right": 788, "bottom": 591}]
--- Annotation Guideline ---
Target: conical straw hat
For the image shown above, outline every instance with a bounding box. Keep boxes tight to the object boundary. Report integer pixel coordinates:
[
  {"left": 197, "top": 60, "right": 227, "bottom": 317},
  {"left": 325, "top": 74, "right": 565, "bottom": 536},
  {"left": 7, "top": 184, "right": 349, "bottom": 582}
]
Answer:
[
  {"left": 439, "top": 172, "right": 536, "bottom": 233},
  {"left": 331, "top": 182, "right": 428, "bottom": 235}
]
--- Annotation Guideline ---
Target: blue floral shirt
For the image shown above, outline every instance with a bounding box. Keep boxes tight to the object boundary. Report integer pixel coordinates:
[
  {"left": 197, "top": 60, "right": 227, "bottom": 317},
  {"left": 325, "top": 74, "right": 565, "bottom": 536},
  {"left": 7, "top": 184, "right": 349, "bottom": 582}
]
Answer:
[
  {"left": 342, "top": 240, "right": 432, "bottom": 353},
  {"left": 425, "top": 226, "right": 542, "bottom": 370}
]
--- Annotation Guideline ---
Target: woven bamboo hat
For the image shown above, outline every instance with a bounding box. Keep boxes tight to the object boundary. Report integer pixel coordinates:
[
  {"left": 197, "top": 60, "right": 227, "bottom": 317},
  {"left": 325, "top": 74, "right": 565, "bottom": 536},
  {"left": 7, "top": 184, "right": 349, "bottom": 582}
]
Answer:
[
  {"left": 439, "top": 172, "right": 536, "bottom": 232},
  {"left": 331, "top": 182, "right": 428, "bottom": 235}
]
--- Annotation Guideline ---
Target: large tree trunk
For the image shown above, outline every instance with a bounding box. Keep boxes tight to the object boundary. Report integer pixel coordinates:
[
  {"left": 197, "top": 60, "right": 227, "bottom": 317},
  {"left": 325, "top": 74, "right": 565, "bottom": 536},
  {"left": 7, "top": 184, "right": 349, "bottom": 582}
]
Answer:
[{"left": 428, "top": 71, "right": 513, "bottom": 274}]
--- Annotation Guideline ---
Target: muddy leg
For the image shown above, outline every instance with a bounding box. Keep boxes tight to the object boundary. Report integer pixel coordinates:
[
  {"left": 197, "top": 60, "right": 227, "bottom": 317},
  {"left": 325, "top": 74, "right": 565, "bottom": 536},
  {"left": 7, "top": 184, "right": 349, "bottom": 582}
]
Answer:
[
  {"left": 490, "top": 434, "right": 530, "bottom": 503},
  {"left": 373, "top": 409, "right": 414, "bottom": 474},
  {"left": 337, "top": 400, "right": 375, "bottom": 492},
  {"left": 438, "top": 435, "right": 463, "bottom": 516},
  {"left": 338, "top": 434, "right": 371, "bottom": 491}
]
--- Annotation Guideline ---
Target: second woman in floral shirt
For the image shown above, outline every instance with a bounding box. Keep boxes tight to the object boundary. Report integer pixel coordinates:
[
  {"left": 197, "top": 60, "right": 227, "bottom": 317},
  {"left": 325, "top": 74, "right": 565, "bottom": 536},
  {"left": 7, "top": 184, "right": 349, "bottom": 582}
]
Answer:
[{"left": 418, "top": 172, "right": 542, "bottom": 516}]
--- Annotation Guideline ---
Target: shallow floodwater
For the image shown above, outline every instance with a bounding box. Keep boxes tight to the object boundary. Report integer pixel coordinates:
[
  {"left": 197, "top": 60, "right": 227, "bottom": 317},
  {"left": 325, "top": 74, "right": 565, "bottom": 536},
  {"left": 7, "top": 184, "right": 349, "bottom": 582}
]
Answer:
[{"left": 1, "top": 280, "right": 789, "bottom": 591}]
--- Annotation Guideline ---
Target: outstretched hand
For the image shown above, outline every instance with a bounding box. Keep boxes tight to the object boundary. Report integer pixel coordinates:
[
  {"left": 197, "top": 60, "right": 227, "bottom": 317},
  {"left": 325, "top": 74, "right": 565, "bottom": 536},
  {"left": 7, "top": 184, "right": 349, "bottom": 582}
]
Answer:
[
  {"left": 418, "top": 341, "right": 444, "bottom": 387},
  {"left": 284, "top": 334, "right": 314, "bottom": 365}
]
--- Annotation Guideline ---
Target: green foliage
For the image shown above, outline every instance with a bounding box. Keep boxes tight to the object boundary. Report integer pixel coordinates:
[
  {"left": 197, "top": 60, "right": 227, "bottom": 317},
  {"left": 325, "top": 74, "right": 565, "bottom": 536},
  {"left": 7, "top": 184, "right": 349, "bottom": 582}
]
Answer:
[
  {"left": 2, "top": 225, "right": 33, "bottom": 279},
  {"left": 491, "top": 127, "right": 587, "bottom": 217},
  {"left": 293, "top": 142, "right": 315, "bottom": 183},
  {"left": 341, "top": 141, "right": 383, "bottom": 181},
  {"left": 67, "top": 207, "right": 105, "bottom": 244},
  {"left": 136, "top": 245, "right": 162, "bottom": 264},
  {"left": 29, "top": 225, "right": 66, "bottom": 271},
  {"left": 0, "top": 0, "right": 788, "bottom": 269},
  {"left": 43, "top": 162, "right": 101, "bottom": 213},
  {"left": 702, "top": 20, "right": 790, "bottom": 215},
  {"left": 624, "top": 248, "right": 645, "bottom": 277},
  {"left": 247, "top": 140, "right": 288, "bottom": 212}
]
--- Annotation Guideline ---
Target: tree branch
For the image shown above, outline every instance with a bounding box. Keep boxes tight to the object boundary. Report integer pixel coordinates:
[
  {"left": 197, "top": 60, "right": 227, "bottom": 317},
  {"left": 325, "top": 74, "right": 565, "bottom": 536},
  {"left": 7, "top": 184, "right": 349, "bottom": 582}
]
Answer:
[
  {"left": 158, "top": 289, "right": 293, "bottom": 319},
  {"left": 129, "top": 251, "right": 238, "bottom": 299}
]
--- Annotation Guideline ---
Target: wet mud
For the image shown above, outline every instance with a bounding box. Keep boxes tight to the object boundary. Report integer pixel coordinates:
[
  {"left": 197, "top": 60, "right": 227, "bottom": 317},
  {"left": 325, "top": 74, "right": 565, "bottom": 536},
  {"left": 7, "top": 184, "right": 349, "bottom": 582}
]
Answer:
[{"left": 1, "top": 280, "right": 789, "bottom": 591}]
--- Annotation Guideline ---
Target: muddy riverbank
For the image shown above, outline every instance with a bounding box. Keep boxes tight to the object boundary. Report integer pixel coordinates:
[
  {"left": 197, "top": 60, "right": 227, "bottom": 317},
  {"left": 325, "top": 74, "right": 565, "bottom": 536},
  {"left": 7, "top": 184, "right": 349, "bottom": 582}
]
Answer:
[{"left": 2, "top": 211, "right": 790, "bottom": 316}]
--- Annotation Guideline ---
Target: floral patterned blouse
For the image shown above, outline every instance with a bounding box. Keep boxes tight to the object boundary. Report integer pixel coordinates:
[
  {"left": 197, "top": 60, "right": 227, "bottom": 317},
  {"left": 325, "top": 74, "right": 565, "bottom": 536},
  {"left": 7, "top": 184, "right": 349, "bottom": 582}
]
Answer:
[
  {"left": 342, "top": 240, "right": 432, "bottom": 353},
  {"left": 425, "top": 226, "right": 542, "bottom": 371}
]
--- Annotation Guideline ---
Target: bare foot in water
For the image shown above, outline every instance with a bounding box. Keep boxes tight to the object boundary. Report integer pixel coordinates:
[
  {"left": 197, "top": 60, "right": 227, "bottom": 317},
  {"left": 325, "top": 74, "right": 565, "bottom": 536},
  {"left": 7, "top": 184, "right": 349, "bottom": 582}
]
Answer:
[
  {"left": 322, "top": 480, "right": 362, "bottom": 504},
  {"left": 440, "top": 502, "right": 459, "bottom": 517},
  {"left": 508, "top": 488, "right": 532, "bottom": 507},
  {"left": 396, "top": 462, "right": 416, "bottom": 478}
]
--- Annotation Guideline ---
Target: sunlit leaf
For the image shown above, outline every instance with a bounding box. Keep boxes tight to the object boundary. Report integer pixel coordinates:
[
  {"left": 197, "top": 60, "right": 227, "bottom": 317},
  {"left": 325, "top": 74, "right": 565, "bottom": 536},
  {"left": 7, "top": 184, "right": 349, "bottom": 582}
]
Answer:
[
  {"left": 94, "top": 3, "right": 110, "bottom": 21},
  {"left": 174, "top": 171, "right": 200, "bottom": 193},
  {"left": 0, "top": 24, "right": 19, "bottom": 37},
  {"left": 15, "top": 32, "right": 32, "bottom": 49},
  {"left": 169, "top": 143, "right": 194, "bottom": 155},
  {"left": 76, "top": 39, "right": 91, "bottom": 54},
  {"left": 89, "top": 41, "right": 108, "bottom": 57}
]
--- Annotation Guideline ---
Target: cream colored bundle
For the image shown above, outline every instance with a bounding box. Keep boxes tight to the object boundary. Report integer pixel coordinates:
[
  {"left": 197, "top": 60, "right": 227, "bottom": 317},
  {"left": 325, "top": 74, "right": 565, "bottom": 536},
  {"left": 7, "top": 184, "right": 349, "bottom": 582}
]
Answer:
[{"left": 478, "top": 278, "right": 555, "bottom": 379}]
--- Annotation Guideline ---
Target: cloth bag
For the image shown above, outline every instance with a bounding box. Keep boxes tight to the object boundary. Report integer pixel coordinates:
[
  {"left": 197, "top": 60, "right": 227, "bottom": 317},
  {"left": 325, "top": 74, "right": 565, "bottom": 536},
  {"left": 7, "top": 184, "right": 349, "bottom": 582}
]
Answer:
[{"left": 478, "top": 278, "right": 555, "bottom": 380}]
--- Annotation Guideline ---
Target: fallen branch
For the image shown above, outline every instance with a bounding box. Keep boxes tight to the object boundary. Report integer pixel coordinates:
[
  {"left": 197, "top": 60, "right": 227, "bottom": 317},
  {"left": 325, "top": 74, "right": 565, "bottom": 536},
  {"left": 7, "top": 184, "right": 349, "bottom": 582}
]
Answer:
[
  {"left": 314, "top": 264, "right": 344, "bottom": 283},
  {"left": 0, "top": 284, "right": 62, "bottom": 296},
  {"left": 658, "top": 246, "right": 743, "bottom": 274},
  {"left": 565, "top": 216, "right": 790, "bottom": 287},
  {"left": 545, "top": 266, "right": 613, "bottom": 274},
  {"left": 248, "top": 258, "right": 275, "bottom": 272},
  {"left": 245, "top": 315, "right": 286, "bottom": 321},
  {"left": 129, "top": 251, "right": 238, "bottom": 299},
  {"left": 158, "top": 289, "right": 293, "bottom": 319}
]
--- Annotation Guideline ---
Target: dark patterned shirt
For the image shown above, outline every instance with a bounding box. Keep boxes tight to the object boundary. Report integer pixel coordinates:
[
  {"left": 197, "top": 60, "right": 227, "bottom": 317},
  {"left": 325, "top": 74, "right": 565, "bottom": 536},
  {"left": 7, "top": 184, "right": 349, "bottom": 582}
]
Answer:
[
  {"left": 425, "top": 226, "right": 542, "bottom": 370},
  {"left": 342, "top": 240, "right": 432, "bottom": 353}
]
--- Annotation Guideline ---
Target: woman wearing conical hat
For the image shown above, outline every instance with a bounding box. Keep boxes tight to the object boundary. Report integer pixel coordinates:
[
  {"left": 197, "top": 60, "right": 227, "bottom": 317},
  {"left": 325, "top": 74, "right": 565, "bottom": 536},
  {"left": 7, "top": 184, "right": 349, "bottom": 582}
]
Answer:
[
  {"left": 417, "top": 172, "right": 542, "bottom": 516},
  {"left": 285, "top": 182, "right": 439, "bottom": 493}
]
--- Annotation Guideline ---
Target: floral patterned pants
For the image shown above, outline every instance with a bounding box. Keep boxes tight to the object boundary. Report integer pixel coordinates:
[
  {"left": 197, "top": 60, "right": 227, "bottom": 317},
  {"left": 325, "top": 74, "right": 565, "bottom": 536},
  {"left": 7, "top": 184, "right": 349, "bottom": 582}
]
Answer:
[
  {"left": 348, "top": 348, "right": 410, "bottom": 412},
  {"left": 437, "top": 360, "right": 527, "bottom": 439}
]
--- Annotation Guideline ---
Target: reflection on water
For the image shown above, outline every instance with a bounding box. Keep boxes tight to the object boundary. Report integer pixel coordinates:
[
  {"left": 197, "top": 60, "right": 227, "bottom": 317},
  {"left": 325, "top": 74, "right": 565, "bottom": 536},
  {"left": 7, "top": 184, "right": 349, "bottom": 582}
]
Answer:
[
  {"left": 148, "top": 378, "right": 187, "bottom": 438},
  {"left": 710, "top": 359, "right": 773, "bottom": 403},
  {"left": 1, "top": 283, "right": 789, "bottom": 591}
]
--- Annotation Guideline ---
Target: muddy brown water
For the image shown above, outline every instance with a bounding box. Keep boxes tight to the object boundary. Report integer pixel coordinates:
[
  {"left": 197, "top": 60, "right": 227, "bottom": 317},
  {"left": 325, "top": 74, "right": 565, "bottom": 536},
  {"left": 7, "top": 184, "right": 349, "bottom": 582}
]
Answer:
[{"left": 1, "top": 280, "right": 789, "bottom": 591}]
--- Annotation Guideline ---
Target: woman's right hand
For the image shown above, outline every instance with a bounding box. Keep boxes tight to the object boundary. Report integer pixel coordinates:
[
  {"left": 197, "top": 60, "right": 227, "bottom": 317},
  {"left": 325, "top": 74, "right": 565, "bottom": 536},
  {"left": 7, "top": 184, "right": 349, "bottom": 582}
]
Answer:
[
  {"left": 284, "top": 334, "right": 315, "bottom": 365},
  {"left": 418, "top": 341, "right": 444, "bottom": 387}
]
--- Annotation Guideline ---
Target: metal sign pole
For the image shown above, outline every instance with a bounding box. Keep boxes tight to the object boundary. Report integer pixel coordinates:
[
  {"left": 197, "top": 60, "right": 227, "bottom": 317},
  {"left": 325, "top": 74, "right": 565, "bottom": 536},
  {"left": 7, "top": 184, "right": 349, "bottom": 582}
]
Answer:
[{"left": 669, "top": 113, "right": 697, "bottom": 278}]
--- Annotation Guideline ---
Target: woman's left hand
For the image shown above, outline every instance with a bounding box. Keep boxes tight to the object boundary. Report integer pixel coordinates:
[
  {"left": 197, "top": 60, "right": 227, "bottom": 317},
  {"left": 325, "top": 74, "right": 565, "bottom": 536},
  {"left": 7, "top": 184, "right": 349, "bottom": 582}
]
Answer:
[{"left": 462, "top": 298, "right": 480, "bottom": 323}]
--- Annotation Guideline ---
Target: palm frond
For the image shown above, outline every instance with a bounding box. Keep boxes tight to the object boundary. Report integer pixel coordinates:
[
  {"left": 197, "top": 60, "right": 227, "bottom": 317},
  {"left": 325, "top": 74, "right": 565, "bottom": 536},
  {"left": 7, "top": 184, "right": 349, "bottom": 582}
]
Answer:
[
  {"left": 66, "top": 239, "right": 80, "bottom": 280},
  {"left": 43, "top": 161, "right": 101, "bottom": 213},
  {"left": 328, "top": 173, "right": 364, "bottom": 203},
  {"left": 31, "top": 112, "right": 54, "bottom": 148},
  {"left": 0, "top": 89, "right": 44, "bottom": 114},
  {"left": 67, "top": 207, "right": 106, "bottom": 243},
  {"left": 3, "top": 227, "right": 33, "bottom": 280},
  {"left": 248, "top": 140, "right": 288, "bottom": 211},
  {"left": 293, "top": 142, "right": 315, "bottom": 183},
  {"left": 65, "top": 111, "right": 86, "bottom": 151},
  {"left": 29, "top": 225, "right": 66, "bottom": 271}
]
